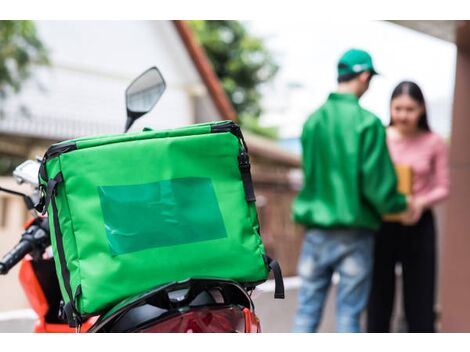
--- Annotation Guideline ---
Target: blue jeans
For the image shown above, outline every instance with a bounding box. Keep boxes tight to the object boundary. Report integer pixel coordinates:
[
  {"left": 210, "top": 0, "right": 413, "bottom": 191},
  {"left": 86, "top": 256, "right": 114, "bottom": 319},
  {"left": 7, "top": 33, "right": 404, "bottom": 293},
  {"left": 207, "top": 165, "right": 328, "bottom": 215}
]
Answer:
[{"left": 292, "top": 228, "right": 374, "bottom": 333}]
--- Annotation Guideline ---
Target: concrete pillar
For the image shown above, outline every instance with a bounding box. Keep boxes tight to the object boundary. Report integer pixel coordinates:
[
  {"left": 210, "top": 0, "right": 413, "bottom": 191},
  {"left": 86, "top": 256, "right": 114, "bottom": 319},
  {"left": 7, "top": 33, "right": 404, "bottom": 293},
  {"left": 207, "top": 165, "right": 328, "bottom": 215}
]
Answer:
[{"left": 440, "top": 21, "right": 470, "bottom": 332}]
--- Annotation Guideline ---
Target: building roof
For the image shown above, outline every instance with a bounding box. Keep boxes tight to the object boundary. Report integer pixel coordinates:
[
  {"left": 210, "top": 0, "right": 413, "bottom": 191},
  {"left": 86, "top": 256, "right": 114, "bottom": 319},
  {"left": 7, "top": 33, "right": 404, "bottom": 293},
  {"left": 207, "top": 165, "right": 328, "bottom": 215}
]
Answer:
[
  {"left": 173, "top": 21, "right": 300, "bottom": 168},
  {"left": 389, "top": 21, "right": 458, "bottom": 43},
  {"left": 173, "top": 21, "right": 237, "bottom": 121},
  {"left": 244, "top": 131, "right": 300, "bottom": 168}
]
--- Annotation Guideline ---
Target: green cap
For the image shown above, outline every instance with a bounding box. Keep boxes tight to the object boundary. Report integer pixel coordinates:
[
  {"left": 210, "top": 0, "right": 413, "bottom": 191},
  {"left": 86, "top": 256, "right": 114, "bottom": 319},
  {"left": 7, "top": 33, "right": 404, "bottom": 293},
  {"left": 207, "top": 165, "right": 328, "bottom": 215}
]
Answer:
[{"left": 337, "top": 49, "right": 378, "bottom": 77}]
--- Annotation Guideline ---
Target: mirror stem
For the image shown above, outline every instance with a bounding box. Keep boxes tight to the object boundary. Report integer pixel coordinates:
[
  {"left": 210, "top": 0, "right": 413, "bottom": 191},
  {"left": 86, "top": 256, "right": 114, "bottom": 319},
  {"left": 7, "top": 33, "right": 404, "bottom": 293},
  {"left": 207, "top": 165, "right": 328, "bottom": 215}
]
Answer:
[
  {"left": 0, "top": 186, "right": 28, "bottom": 198},
  {"left": 124, "top": 116, "right": 134, "bottom": 133},
  {"left": 0, "top": 187, "right": 35, "bottom": 210}
]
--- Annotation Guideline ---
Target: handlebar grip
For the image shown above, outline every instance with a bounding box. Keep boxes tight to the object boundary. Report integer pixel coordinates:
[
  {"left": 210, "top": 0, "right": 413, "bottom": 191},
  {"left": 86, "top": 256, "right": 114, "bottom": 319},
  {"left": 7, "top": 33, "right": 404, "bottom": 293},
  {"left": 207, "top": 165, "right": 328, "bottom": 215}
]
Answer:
[{"left": 0, "top": 239, "right": 33, "bottom": 275}]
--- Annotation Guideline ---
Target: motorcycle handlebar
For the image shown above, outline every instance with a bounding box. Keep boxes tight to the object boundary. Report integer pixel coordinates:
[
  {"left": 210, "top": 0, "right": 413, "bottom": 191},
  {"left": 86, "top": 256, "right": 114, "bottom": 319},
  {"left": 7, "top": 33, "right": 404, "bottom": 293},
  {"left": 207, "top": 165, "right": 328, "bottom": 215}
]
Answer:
[
  {"left": 0, "top": 218, "right": 50, "bottom": 275},
  {"left": 0, "top": 239, "right": 33, "bottom": 275}
]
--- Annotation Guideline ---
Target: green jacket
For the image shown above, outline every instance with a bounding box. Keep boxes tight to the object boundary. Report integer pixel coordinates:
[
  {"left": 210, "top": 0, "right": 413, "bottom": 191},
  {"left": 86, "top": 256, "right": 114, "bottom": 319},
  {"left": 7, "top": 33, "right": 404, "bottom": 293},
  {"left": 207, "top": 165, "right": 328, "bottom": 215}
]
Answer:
[{"left": 292, "top": 92, "right": 407, "bottom": 231}]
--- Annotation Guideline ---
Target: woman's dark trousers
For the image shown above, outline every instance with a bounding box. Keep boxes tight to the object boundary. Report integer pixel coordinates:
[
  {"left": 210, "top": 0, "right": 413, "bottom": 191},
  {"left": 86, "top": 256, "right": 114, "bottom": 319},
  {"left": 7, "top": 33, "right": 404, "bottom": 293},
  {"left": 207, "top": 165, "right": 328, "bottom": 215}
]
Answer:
[{"left": 367, "top": 210, "right": 436, "bottom": 333}]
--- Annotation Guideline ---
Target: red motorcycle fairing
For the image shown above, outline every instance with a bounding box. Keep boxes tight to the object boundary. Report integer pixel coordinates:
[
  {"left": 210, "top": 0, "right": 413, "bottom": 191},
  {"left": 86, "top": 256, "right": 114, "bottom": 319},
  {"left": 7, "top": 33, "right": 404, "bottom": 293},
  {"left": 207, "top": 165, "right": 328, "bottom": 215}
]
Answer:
[{"left": 18, "top": 257, "right": 96, "bottom": 333}]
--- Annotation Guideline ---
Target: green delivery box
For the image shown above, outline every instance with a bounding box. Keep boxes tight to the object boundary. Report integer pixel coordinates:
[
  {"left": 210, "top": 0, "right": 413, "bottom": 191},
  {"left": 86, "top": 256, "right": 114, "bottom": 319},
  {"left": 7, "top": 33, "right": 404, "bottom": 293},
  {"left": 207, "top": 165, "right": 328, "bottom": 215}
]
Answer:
[{"left": 39, "top": 120, "right": 283, "bottom": 321}]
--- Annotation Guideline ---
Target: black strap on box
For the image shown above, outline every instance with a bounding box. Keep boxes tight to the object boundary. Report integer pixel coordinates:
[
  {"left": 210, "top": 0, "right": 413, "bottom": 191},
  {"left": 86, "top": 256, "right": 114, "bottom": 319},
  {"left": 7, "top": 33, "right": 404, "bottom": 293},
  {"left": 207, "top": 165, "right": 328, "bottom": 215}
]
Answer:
[
  {"left": 41, "top": 172, "right": 63, "bottom": 215},
  {"left": 264, "top": 255, "right": 285, "bottom": 299}
]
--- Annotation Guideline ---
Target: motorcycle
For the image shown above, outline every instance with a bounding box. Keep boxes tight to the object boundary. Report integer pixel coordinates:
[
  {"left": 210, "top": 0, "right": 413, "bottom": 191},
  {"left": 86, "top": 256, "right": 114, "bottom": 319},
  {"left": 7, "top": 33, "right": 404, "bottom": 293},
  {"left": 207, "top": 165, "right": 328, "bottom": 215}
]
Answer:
[{"left": 0, "top": 67, "right": 261, "bottom": 333}]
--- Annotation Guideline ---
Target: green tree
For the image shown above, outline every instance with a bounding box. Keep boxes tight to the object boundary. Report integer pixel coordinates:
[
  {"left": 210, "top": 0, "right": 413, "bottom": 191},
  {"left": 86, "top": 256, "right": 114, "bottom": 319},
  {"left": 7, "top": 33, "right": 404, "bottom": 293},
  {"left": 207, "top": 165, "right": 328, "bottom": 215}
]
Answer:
[
  {"left": 189, "top": 20, "right": 279, "bottom": 139},
  {"left": 0, "top": 21, "right": 49, "bottom": 175},
  {"left": 0, "top": 21, "right": 49, "bottom": 108}
]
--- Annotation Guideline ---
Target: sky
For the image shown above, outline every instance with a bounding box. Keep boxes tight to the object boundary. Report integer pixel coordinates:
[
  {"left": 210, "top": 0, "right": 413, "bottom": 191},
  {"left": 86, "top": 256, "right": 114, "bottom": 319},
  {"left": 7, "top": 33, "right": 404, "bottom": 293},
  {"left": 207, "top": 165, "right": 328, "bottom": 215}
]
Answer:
[{"left": 248, "top": 20, "right": 457, "bottom": 139}]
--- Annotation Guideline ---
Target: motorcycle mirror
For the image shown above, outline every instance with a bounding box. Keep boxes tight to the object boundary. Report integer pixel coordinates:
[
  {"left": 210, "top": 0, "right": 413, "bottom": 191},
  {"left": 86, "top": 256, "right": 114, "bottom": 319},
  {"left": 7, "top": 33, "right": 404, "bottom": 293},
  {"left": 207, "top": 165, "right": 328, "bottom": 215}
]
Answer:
[
  {"left": 0, "top": 187, "right": 35, "bottom": 210},
  {"left": 124, "top": 67, "right": 166, "bottom": 133}
]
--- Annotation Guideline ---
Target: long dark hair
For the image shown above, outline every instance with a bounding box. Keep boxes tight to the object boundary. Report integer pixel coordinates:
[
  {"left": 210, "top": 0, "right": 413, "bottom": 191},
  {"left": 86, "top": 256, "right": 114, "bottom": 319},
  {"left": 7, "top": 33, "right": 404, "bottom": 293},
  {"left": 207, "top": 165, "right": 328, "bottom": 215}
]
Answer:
[{"left": 390, "top": 81, "right": 431, "bottom": 132}]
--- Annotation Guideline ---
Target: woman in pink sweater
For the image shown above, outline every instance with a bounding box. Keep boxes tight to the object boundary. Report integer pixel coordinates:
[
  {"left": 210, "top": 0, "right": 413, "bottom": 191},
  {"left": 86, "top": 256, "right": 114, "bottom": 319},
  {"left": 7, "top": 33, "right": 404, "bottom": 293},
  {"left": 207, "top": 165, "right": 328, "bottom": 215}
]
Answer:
[{"left": 367, "top": 81, "right": 449, "bottom": 332}]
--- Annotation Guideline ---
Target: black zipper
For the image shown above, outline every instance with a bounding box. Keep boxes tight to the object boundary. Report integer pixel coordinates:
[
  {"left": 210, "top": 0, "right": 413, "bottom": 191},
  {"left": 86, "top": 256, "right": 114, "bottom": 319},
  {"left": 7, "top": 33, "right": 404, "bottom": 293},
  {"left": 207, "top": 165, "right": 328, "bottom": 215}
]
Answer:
[
  {"left": 39, "top": 142, "right": 77, "bottom": 184},
  {"left": 211, "top": 121, "right": 255, "bottom": 202},
  {"left": 210, "top": 121, "right": 248, "bottom": 152},
  {"left": 45, "top": 142, "right": 77, "bottom": 159}
]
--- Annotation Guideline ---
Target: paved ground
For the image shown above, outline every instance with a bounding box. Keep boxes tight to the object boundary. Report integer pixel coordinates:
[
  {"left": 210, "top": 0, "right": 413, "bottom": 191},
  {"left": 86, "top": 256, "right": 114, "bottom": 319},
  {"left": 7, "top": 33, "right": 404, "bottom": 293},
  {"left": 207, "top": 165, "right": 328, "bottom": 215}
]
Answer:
[
  {"left": 0, "top": 319, "right": 34, "bottom": 333},
  {"left": 0, "top": 277, "right": 405, "bottom": 333},
  {"left": 254, "top": 282, "right": 336, "bottom": 333}
]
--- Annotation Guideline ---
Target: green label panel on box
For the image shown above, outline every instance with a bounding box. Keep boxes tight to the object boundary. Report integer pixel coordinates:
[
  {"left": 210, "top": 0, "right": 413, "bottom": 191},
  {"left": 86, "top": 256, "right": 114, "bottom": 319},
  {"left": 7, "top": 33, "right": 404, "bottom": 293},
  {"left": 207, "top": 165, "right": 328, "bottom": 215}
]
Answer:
[{"left": 98, "top": 177, "right": 227, "bottom": 255}]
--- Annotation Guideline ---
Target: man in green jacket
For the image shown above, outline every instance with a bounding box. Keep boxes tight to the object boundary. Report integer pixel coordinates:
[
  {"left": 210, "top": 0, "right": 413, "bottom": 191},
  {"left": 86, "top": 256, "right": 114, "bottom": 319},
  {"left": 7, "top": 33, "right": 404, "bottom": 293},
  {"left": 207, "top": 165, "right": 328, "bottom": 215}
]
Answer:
[{"left": 291, "top": 49, "right": 412, "bottom": 333}]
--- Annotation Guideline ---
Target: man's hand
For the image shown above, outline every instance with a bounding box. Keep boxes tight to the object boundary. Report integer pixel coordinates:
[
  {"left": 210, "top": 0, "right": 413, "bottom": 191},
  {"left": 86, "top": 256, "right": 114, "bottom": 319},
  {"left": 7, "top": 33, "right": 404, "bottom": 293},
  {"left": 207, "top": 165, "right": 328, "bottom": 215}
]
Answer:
[
  {"left": 400, "top": 198, "right": 415, "bottom": 225},
  {"left": 400, "top": 197, "right": 425, "bottom": 226}
]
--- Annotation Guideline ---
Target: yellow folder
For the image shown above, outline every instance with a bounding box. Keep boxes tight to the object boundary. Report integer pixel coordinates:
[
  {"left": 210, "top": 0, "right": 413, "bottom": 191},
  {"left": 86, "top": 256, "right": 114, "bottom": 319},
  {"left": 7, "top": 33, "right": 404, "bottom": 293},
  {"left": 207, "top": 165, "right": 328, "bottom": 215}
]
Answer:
[{"left": 383, "top": 164, "right": 413, "bottom": 222}]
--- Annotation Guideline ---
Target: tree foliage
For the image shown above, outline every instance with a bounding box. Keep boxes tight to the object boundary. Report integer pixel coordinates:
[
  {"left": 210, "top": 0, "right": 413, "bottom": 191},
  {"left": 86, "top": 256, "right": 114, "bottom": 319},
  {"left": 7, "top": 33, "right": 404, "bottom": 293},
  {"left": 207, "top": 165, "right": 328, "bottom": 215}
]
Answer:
[
  {"left": 0, "top": 21, "right": 49, "bottom": 104},
  {"left": 188, "top": 20, "right": 278, "bottom": 138}
]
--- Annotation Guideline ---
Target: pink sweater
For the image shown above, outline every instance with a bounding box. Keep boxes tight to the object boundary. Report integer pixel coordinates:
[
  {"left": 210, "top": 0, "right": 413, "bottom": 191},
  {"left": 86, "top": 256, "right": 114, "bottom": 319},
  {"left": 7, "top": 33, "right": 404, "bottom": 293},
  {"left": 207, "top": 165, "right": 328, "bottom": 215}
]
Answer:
[{"left": 386, "top": 129, "right": 450, "bottom": 207}]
